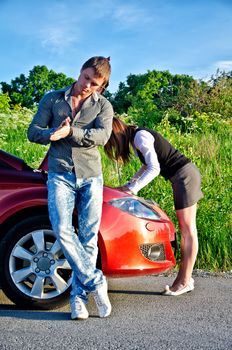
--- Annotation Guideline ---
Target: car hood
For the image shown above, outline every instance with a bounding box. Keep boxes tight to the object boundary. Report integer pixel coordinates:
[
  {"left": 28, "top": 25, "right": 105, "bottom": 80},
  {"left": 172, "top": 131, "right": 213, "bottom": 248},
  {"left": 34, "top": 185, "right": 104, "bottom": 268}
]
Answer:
[{"left": 0, "top": 150, "right": 33, "bottom": 171}]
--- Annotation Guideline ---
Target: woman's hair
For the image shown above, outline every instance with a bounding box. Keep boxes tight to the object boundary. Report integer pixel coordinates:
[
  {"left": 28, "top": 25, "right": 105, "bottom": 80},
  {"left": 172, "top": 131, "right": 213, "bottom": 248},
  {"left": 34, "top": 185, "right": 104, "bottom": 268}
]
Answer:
[
  {"left": 81, "top": 56, "right": 111, "bottom": 91},
  {"left": 104, "top": 117, "right": 136, "bottom": 164}
]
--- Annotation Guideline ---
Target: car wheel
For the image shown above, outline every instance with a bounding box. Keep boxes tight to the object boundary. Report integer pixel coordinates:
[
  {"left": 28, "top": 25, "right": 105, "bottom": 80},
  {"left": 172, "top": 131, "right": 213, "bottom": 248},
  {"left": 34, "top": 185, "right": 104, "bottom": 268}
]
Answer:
[{"left": 0, "top": 215, "right": 72, "bottom": 309}]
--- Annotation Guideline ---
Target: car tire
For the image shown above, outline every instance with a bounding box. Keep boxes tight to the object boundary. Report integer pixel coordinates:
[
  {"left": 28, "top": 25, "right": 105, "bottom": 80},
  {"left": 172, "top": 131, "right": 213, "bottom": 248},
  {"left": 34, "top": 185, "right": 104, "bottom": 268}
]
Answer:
[{"left": 0, "top": 215, "right": 72, "bottom": 310}]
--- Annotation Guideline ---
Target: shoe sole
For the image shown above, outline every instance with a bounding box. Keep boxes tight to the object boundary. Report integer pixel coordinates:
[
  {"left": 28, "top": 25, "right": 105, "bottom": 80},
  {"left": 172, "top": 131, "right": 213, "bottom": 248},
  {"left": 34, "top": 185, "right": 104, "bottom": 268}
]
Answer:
[
  {"left": 99, "top": 306, "right": 112, "bottom": 318},
  {"left": 71, "top": 315, "right": 89, "bottom": 320}
]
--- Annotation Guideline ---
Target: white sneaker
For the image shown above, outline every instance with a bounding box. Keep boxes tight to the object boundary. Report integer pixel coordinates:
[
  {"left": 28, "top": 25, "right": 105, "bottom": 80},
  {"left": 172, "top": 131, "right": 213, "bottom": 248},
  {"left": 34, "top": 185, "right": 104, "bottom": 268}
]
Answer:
[
  {"left": 93, "top": 281, "right": 112, "bottom": 318},
  {"left": 71, "top": 297, "right": 89, "bottom": 320}
]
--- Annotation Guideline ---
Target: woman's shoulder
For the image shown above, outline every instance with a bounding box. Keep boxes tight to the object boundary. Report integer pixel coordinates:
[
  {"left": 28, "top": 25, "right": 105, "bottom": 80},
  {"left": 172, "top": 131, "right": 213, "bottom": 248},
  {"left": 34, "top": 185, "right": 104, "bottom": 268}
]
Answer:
[
  {"left": 135, "top": 128, "right": 155, "bottom": 138},
  {"left": 134, "top": 128, "right": 155, "bottom": 146}
]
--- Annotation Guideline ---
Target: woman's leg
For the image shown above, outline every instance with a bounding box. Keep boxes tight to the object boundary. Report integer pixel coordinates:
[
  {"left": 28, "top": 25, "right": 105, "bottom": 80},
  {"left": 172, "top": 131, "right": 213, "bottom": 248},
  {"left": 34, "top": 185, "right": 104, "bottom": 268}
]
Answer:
[{"left": 170, "top": 204, "right": 198, "bottom": 291}]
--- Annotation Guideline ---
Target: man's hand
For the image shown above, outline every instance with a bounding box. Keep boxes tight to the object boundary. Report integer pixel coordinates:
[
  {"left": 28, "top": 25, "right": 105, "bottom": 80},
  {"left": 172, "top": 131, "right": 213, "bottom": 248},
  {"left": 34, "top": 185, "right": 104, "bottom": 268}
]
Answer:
[{"left": 50, "top": 117, "right": 71, "bottom": 141}]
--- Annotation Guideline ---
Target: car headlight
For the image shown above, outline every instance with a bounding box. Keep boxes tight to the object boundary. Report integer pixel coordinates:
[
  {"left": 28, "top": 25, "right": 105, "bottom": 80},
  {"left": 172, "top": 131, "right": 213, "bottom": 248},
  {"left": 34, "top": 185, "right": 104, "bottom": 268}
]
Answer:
[{"left": 108, "top": 197, "right": 161, "bottom": 221}]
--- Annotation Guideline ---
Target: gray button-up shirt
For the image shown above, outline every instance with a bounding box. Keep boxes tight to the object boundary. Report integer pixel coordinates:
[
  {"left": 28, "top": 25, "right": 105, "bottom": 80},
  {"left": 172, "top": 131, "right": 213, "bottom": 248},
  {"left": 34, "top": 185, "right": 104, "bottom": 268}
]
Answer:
[{"left": 27, "top": 84, "right": 114, "bottom": 178}]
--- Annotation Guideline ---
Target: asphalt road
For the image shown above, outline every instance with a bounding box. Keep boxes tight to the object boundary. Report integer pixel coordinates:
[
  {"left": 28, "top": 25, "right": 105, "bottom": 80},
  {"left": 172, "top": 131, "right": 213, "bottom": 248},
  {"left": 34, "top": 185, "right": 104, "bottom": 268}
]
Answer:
[{"left": 0, "top": 274, "right": 231, "bottom": 350}]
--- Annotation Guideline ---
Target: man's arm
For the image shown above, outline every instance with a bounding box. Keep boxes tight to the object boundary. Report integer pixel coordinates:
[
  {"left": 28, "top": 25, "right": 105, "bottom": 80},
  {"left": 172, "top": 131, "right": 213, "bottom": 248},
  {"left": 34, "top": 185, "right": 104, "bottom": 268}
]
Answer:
[
  {"left": 69, "top": 99, "right": 114, "bottom": 147},
  {"left": 27, "top": 92, "right": 54, "bottom": 145},
  {"left": 29, "top": 94, "right": 114, "bottom": 147}
]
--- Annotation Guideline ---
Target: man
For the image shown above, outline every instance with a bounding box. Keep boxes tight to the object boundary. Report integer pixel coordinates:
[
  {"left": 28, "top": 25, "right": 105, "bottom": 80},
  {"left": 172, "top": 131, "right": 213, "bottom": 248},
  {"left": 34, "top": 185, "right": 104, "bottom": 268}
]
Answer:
[{"left": 28, "top": 56, "right": 113, "bottom": 320}]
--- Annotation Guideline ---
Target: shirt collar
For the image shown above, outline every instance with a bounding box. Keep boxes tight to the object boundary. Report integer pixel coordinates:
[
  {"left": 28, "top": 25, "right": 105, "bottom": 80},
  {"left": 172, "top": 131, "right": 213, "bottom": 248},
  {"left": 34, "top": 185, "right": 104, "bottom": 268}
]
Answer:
[
  {"left": 92, "top": 92, "right": 100, "bottom": 101},
  {"left": 64, "top": 84, "right": 73, "bottom": 100}
]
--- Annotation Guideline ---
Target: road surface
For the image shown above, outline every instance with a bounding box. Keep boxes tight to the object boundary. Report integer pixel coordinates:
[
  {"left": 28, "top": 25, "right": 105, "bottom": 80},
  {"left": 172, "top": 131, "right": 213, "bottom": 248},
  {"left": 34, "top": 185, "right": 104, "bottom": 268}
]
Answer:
[{"left": 0, "top": 274, "right": 231, "bottom": 349}]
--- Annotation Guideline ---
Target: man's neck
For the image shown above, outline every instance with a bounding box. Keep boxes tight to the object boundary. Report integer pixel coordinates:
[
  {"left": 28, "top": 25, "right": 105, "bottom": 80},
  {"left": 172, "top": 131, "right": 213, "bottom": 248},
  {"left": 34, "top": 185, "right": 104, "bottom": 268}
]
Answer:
[{"left": 72, "top": 82, "right": 92, "bottom": 100}]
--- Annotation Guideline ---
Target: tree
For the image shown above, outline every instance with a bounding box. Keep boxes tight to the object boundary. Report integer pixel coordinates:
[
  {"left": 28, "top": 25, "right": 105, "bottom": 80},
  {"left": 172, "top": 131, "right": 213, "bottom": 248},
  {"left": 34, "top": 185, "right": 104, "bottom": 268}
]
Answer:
[
  {"left": 121, "top": 70, "right": 194, "bottom": 127},
  {"left": 1, "top": 66, "right": 75, "bottom": 108},
  {"left": 205, "top": 71, "right": 232, "bottom": 118},
  {"left": 111, "top": 73, "right": 149, "bottom": 114},
  {"left": 111, "top": 70, "right": 194, "bottom": 116}
]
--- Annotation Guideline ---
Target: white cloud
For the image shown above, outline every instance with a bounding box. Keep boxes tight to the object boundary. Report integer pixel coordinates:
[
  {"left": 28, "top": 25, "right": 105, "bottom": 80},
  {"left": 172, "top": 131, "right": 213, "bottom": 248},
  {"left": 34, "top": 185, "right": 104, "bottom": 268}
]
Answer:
[
  {"left": 39, "top": 26, "right": 77, "bottom": 54},
  {"left": 112, "top": 4, "right": 153, "bottom": 30},
  {"left": 213, "top": 60, "right": 232, "bottom": 71},
  {"left": 35, "top": 2, "right": 153, "bottom": 54}
]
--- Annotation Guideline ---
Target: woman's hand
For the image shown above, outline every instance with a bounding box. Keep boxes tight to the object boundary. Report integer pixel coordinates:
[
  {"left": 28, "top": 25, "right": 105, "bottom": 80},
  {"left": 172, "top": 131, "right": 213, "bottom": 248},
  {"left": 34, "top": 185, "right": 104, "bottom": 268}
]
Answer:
[{"left": 116, "top": 185, "right": 133, "bottom": 194}]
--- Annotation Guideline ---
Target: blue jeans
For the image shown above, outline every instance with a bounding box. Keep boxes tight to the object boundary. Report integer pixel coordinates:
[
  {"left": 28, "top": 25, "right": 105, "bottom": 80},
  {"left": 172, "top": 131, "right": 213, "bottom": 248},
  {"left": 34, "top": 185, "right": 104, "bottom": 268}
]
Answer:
[{"left": 47, "top": 172, "right": 106, "bottom": 304}]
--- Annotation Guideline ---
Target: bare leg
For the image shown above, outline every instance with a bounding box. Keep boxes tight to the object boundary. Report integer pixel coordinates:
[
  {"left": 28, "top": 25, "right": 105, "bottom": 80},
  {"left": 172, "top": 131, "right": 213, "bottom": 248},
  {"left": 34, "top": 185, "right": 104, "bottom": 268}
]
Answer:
[{"left": 170, "top": 204, "right": 198, "bottom": 292}]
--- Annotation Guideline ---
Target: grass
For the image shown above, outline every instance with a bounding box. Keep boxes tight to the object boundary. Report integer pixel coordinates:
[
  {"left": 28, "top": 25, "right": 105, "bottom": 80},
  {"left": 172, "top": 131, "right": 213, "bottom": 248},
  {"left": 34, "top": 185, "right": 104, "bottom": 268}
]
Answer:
[
  {"left": 0, "top": 110, "right": 48, "bottom": 166},
  {"left": 0, "top": 110, "right": 231, "bottom": 271}
]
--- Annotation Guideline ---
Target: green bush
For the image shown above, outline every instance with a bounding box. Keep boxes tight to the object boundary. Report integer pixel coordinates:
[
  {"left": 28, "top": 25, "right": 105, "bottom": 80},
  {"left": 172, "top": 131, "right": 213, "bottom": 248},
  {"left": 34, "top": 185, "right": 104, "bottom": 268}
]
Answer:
[
  {"left": 0, "top": 93, "right": 11, "bottom": 113},
  {"left": 0, "top": 108, "right": 48, "bottom": 167}
]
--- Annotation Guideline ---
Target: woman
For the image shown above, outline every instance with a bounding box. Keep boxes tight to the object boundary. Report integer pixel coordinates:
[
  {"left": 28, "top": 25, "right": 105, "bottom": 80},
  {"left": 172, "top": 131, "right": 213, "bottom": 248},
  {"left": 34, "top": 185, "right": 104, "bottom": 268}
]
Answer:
[{"left": 104, "top": 117, "right": 203, "bottom": 296}]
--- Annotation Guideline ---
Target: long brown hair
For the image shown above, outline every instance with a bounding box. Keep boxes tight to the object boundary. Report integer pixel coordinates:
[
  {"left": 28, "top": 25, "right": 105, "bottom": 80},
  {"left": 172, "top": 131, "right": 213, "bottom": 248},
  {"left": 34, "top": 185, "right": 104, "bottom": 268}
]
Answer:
[{"left": 104, "top": 117, "right": 136, "bottom": 164}]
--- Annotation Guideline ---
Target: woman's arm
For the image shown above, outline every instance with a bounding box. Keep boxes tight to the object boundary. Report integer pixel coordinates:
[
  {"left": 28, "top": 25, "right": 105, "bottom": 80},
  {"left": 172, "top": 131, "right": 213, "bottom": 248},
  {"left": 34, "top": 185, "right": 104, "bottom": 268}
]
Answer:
[{"left": 125, "top": 130, "right": 160, "bottom": 194}]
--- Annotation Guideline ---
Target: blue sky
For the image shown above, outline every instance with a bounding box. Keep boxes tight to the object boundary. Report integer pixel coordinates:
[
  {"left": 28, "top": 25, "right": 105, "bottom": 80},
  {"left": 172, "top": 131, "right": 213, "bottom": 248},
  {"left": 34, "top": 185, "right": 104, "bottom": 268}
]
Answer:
[{"left": 0, "top": 0, "right": 231, "bottom": 92}]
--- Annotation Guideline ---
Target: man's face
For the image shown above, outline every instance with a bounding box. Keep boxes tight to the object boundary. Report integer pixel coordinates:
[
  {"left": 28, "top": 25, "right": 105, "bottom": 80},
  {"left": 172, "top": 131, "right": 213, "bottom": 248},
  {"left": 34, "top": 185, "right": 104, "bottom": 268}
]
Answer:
[{"left": 76, "top": 67, "right": 105, "bottom": 96}]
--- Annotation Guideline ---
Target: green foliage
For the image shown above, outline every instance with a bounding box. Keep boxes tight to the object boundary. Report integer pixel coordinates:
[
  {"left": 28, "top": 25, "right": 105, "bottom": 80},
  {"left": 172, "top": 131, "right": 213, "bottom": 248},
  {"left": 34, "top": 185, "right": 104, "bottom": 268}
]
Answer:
[
  {"left": 111, "top": 69, "right": 231, "bottom": 134},
  {"left": 205, "top": 71, "right": 232, "bottom": 118},
  {"left": 164, "top": 72, "right": 232, "bottom": 122},
  {"left": 0, "top": 108, "right": 48, "bottom": 167},
  {"left": 112, "top": 73, "right": 151, "bottom": 114},
  {"left": 1, "top": 66, "right": 75, "bottom": 108},
  {"left": 111, "top": 69, "right": 194, "bottom": 114},
  {"left": 0, "top": 93, "right": 11, "bottom": 113}
]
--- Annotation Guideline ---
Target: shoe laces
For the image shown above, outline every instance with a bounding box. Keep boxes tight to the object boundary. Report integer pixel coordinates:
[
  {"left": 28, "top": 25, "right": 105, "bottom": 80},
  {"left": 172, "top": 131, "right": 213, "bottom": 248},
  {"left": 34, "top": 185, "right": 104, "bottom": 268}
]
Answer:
[
  {"left": 73, "top": 297, "right": 85, "bottom": 311},
  {"left": 94, "top": 292, "right": 105, "bottom": 307}
]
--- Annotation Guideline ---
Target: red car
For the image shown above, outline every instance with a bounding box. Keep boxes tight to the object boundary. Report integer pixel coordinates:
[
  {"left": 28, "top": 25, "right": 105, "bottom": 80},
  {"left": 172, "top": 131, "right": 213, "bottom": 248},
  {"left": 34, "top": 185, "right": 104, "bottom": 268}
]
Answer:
[{"left": 0, "top": 149, "right": 176, "bottom": 309}]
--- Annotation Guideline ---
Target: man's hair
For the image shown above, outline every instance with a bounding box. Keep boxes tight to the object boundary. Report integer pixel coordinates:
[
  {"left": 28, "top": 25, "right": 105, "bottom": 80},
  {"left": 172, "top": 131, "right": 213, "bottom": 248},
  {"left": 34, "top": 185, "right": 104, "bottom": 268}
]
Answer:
[{"left": 81, "top": 56, "right": 111, "bottom": 91}]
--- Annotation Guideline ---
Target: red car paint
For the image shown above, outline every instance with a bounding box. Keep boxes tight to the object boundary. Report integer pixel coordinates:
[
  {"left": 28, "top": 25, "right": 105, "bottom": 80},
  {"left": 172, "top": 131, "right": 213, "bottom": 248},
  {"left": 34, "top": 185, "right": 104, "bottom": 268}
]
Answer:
[{"left": 0, "top": 149, "right": 176, "bottom": 308}]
